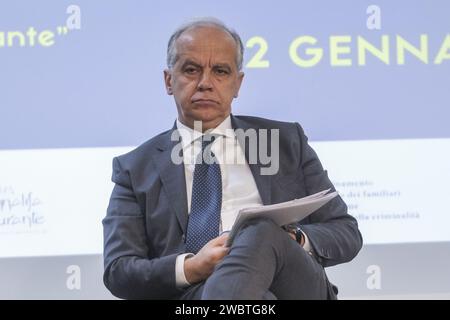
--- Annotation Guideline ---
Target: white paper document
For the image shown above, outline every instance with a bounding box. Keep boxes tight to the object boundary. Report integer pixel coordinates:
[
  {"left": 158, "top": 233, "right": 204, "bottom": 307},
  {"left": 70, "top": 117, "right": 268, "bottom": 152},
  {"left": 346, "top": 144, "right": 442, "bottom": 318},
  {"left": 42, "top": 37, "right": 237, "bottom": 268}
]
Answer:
[{"left": 225, "top": 189, "right": 338, "bottom": 246}]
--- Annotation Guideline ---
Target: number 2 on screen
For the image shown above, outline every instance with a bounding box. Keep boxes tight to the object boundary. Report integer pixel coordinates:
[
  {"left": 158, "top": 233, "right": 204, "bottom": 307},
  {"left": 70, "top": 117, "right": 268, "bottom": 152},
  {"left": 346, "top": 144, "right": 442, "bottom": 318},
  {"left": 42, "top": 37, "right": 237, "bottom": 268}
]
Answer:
[{"left": 246, "top": 36, "right": 270, "bottom": 68}]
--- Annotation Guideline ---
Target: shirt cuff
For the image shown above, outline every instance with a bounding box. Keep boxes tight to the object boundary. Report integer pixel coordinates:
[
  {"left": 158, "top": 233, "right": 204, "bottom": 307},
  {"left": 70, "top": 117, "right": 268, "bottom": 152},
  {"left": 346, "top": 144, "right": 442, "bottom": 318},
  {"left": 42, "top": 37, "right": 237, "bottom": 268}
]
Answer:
[
  {"left": 175, "top": 253, "right": 194, "bottom": 289},
  {"left": 302, "top": 231, "right": 312, "bottom": 253}
]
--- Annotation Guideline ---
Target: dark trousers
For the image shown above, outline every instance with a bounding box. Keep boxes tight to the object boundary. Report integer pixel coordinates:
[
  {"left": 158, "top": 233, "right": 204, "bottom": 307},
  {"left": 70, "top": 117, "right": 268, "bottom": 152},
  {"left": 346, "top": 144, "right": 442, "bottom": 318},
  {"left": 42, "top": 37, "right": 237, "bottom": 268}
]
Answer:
[{"left": 180, "top": 218, "right": 330, "bottom": 300}]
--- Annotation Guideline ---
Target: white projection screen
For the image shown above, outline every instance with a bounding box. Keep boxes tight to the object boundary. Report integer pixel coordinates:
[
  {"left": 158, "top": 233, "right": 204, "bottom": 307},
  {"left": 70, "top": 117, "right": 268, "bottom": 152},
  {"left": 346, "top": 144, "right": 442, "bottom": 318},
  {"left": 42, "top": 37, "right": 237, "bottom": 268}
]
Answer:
[{"left": 1, "top": 0, "right": 449, "bottom": 299}]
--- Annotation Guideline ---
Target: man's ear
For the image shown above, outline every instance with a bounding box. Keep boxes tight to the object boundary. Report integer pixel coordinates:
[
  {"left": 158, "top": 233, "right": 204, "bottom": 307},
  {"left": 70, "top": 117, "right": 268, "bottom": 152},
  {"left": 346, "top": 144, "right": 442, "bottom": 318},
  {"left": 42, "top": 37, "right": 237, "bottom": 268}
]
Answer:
[
  {"left": 234, "top": 71, "right": 245, "bottom": 98},
  {"left": 164, "top": 69, "right": 173, "bottom": 95}
]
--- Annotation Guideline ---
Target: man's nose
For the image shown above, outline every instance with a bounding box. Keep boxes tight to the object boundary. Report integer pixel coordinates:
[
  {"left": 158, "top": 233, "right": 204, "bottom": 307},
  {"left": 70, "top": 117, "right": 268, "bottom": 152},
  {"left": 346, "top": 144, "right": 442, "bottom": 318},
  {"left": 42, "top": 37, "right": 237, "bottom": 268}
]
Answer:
[{"left": 197, "top": 71, "right": 213, "bottom": 91}]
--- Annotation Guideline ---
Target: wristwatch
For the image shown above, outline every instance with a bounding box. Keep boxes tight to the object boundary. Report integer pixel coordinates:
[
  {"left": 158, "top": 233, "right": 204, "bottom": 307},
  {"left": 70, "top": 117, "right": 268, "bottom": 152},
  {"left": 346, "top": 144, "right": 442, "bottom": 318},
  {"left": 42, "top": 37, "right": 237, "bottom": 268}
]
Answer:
[{"left": 284, "top": 224, "right": 304, "bottom": 245}]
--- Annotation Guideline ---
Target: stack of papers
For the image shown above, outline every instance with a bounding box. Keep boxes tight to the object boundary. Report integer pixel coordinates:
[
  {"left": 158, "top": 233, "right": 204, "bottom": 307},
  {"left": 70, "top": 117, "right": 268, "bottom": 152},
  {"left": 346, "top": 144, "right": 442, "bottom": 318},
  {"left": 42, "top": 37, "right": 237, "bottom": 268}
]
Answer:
[{"left": 225, "top": 188, "right": 338, "bottom": 246}]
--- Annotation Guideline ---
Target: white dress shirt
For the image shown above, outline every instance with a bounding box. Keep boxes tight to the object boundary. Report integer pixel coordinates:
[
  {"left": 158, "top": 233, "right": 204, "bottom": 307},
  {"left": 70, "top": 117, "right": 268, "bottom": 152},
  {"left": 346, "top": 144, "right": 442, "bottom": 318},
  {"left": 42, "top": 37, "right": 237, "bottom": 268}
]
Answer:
[{"left": 174, "top": 115, "right": 311, "bottom": 288}]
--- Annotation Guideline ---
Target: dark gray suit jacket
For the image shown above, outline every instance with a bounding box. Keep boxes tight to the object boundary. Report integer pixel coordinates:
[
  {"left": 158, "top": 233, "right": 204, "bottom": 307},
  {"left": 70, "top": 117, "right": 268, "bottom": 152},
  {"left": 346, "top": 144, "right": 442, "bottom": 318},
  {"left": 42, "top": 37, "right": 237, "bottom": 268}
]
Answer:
[{"left": 102, "top": 115, "right": 363, "bottom": 299}]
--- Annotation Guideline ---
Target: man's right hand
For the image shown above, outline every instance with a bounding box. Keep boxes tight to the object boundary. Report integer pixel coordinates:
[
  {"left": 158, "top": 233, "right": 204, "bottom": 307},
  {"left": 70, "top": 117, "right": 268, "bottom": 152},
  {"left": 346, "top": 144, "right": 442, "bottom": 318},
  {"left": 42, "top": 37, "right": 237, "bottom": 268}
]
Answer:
[{"left": 184, "top": 233, "right": 230, "bottom": 284}]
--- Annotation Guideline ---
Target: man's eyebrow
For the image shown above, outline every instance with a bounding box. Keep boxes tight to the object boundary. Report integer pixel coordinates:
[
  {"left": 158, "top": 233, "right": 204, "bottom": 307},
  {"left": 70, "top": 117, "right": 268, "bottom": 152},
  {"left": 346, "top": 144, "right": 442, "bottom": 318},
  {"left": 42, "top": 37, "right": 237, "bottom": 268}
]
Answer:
[
  {"left": 181, "top": 60, "right": 232, "bottom": 70},
  {"left": 181, "top": 60, "right": 202, "bottom": 68},
  {"left": 213, "top": 63, "right": 232, "bottom": 70}
]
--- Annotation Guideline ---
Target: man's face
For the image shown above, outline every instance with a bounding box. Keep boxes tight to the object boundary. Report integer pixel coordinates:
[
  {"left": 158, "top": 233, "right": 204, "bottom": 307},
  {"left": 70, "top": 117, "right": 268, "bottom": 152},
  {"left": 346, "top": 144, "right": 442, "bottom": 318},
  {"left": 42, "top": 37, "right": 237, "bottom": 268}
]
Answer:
[{"left": 164, "top": 26, "right": 244, "bottom": 131}]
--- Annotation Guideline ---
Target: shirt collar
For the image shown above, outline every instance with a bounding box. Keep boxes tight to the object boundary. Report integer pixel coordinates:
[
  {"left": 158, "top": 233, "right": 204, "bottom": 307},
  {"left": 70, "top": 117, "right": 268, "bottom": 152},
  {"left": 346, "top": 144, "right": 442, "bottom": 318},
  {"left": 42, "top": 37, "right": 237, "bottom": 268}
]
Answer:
[{"left": 176, "top": 115, "right": 234, "bottom": 149}]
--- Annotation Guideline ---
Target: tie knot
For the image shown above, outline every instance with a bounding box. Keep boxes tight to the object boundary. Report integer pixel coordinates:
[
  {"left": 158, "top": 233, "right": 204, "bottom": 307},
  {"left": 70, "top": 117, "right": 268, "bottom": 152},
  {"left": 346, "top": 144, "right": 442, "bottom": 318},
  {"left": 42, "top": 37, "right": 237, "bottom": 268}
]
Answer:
[
  {"left": 201, "top": 134, "right": 217, "bottom": 151},
  {"left": 197, "top": 134, "right": 219, "bottom": 164}
]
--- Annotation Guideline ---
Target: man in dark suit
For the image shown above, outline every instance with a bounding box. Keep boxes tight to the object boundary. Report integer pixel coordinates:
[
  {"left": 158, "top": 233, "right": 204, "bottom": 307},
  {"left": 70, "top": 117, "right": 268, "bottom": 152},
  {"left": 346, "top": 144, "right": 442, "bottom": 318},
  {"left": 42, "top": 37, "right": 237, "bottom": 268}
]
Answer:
[{"left": 102, "top": 18, "right": 362, "bottom": 300}]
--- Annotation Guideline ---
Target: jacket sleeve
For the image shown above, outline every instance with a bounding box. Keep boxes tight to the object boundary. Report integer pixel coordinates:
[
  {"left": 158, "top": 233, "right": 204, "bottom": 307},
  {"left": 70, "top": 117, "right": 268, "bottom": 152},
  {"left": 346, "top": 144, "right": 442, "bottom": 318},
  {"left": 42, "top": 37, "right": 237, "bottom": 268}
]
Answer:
[
  {"left": 102, "top": 157, "right": 181, "bottom": 299},
  {"left": 294, "top": 123, "right": 363, "bottom": 267}
]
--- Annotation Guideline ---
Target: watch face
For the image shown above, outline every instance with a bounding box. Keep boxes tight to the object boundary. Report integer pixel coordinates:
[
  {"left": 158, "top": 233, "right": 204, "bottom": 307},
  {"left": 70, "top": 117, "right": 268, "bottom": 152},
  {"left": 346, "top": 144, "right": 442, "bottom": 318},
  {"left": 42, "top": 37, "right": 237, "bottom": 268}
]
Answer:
[
  {"left": 294, "top": 227, "right": 303, "bottom": 243},
  {"left": 284, "top": 225, "right": 302, "bottom": 243}
]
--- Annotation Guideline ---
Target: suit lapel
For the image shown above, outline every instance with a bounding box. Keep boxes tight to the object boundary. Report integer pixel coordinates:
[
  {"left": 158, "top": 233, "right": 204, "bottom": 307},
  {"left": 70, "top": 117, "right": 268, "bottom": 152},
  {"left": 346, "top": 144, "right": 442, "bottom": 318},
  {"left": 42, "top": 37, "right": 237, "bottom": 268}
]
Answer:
[
  {"left": 231, "top": 115, "right": 273, "bottom": 205},
  {"left": 153, "top": 127, "right": 189, "bottom": 234}
]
